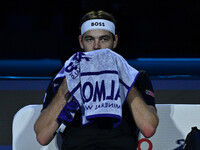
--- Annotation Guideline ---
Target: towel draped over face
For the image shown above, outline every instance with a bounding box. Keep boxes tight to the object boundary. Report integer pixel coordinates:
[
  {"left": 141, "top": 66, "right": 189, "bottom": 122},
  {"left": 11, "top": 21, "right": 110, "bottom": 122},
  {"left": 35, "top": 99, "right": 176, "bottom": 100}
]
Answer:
[{"left": 53, "top": 49, "right": 139, "bottom": 128}]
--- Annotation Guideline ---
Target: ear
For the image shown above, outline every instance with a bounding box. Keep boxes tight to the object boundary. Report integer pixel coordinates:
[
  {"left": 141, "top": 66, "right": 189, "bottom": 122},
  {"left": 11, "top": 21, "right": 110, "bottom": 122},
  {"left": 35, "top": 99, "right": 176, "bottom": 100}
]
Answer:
[
  {"left": 113, "top": 35, "right": 118, "bottom": 49},
  {"left": 78, "top": 35, "right": 84, "bottom": 49}
]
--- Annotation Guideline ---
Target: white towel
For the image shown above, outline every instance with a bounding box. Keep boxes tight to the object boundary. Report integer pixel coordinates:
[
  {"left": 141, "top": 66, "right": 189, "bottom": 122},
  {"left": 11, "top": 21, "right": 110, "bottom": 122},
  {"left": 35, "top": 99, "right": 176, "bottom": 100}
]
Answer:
[{"left": 54, "top": 49, "right": 139, "bottom": 127}]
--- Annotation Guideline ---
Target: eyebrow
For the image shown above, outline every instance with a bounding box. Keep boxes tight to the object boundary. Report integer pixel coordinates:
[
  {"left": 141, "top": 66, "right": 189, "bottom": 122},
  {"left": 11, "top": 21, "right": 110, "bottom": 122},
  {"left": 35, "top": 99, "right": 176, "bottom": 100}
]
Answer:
[
  {"left": 83, "top": 35, "right": 112, "bottom": 40},
  {"left": 83, "top": 35, "right": 94, "bottom": 39}
]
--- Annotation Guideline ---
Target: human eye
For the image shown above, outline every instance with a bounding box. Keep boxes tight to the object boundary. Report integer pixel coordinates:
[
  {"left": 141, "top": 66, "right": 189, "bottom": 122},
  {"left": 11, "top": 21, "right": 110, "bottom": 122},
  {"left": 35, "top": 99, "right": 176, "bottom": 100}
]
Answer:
[
  {"left": 84, "top": 36, "right": 94, "bottom": 42},
  {"left": 100, "top": 36, "right": 110, "bottom": 42}
]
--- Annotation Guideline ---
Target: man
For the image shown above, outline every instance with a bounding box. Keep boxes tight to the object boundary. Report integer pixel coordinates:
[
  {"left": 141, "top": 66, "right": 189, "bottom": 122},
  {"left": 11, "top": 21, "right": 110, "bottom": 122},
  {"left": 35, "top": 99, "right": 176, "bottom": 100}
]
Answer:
[{"left": 34, "top": 10, "right": 159, "bottom": 150}]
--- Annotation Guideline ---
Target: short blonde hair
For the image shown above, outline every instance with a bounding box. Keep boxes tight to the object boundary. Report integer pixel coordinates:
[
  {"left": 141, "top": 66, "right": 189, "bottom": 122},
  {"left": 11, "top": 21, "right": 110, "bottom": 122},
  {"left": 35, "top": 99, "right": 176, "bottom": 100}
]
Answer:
[{"left": 79, "top": 10, "right": 116, "bottom": 31}]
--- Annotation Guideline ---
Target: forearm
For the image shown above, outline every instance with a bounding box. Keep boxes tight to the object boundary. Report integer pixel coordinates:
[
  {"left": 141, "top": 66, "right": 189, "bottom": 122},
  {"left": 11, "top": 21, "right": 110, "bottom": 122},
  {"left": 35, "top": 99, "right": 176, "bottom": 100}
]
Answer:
[
  {"left": 127, "top": 87, "right": 159, "bottom": 138},
  {"left": 34, "top": 79, "right": 69, "bottom": 145}
]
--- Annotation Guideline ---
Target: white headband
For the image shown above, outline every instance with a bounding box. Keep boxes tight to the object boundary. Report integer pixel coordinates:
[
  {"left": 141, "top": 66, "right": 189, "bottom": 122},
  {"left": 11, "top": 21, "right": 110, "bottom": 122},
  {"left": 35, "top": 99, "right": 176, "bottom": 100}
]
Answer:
[{"left": 81, "top": 19, "right": 115, "bottom": 35}]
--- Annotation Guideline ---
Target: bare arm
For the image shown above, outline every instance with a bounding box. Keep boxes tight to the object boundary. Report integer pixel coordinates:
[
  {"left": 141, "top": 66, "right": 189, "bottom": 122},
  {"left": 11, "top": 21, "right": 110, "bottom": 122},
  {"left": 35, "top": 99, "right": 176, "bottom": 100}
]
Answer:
[
  {"left": 127, "top": 86, "right": 159, "bottom": 138},
  {"left": 34, "top": 78, "right": 70, "bottom": 145}
]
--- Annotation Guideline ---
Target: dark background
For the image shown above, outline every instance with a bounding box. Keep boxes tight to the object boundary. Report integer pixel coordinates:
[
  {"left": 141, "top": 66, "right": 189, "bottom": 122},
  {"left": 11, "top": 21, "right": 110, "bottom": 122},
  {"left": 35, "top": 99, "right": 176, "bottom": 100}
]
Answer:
[{"left": 0, "top": 0, "right": 200, "bottom": 63}]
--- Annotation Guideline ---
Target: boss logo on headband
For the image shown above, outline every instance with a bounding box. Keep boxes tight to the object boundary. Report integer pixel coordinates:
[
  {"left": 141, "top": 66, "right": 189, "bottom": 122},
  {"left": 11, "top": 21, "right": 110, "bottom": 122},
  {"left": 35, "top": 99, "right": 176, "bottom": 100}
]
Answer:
[{"left": 91, "top": 22, "right": 105, "bottom": 27}]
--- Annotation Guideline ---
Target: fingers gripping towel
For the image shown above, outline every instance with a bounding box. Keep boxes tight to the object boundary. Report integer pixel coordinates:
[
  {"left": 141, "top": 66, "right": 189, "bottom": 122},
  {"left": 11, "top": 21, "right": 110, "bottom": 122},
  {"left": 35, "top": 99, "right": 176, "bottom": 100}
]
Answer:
[{"left": 54, "top": 49, "right": 139, "bottom": 127}]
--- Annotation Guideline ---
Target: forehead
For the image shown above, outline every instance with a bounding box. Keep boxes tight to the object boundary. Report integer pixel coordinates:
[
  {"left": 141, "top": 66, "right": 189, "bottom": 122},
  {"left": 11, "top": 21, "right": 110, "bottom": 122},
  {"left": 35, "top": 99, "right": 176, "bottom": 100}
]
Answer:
[{"left": 82, "top": 29, "right": 113, "bottom": 38}]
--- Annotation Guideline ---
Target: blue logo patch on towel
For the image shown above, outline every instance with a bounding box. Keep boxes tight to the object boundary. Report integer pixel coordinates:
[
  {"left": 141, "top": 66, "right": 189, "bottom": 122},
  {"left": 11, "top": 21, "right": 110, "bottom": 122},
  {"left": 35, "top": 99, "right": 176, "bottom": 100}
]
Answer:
[{"left": 65, "top": 52, "right": 91, "bottom": 79}]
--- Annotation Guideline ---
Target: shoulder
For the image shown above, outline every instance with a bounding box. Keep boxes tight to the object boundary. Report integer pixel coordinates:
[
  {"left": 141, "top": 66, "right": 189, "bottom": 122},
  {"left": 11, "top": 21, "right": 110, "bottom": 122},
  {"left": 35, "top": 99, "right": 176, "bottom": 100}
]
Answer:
[
  {"left": 134, "top": 70, "right": 156, "bottom": 106},
  {"left": 42, "top": 77, "right": 56, "bottom": 110}
]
